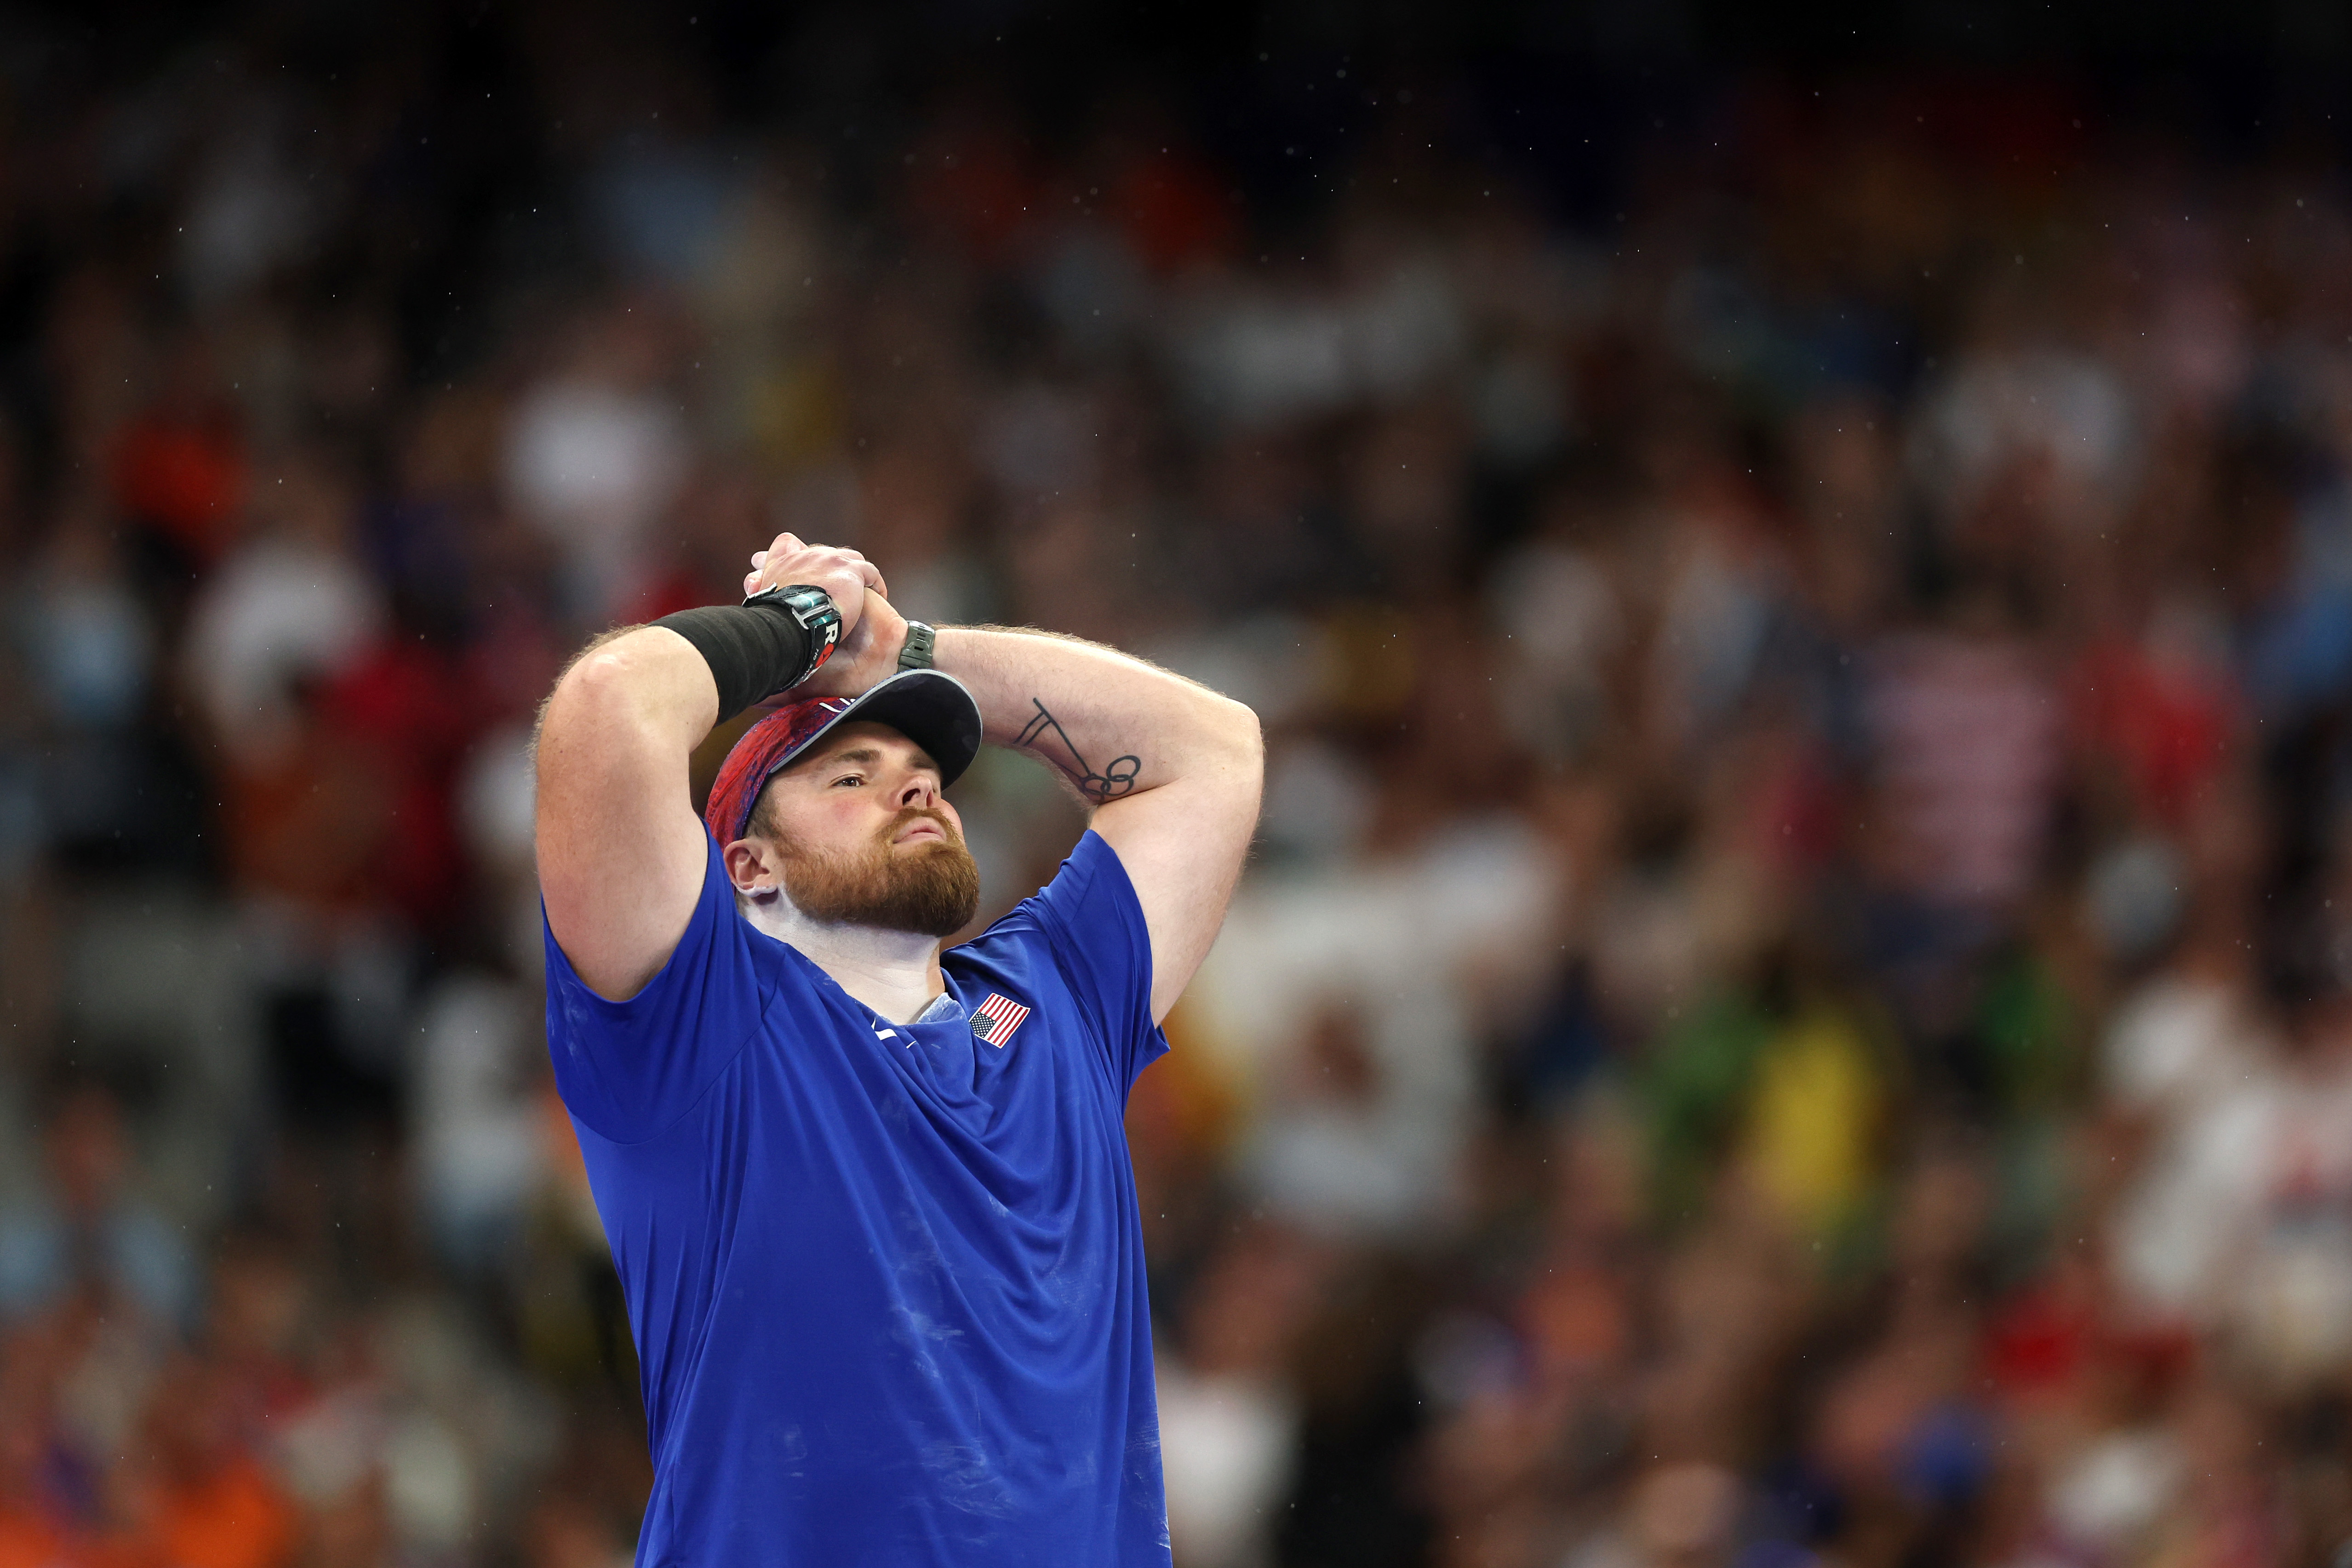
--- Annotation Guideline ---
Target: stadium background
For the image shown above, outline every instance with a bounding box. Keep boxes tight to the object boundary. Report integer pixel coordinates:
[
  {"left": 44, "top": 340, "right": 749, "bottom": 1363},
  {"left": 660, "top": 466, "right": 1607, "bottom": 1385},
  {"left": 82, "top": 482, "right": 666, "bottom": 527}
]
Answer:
[{"left": 5, "top": 1, "right": 2352, "bottom": 1564}]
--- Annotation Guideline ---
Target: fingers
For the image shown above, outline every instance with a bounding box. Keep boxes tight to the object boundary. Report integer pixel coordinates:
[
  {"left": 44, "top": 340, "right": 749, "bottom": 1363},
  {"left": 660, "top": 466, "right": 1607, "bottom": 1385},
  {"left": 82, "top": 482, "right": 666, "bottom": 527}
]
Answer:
[
  {"left": 750, "top": 537, "right": 853, "bottom": 574},
  {"left": 744, "top": 536, "right": 881, "bottom": 604}
]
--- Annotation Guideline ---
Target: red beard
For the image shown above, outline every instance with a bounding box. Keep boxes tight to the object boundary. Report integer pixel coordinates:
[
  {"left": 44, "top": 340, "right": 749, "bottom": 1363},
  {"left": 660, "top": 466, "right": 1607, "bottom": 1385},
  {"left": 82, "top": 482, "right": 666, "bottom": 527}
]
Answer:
[{"left": 779, "top": 807, "right": 981, "bottom": 938}]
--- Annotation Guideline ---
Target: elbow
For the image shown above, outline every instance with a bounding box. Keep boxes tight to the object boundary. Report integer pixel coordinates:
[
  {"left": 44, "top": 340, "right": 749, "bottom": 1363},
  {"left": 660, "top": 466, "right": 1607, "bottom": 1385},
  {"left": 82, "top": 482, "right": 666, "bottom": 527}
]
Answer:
[
  {"left": 539, "top": 652, "right": 628, "bottom": 754},
  {"left": 555, "top": 645, "right": 635, "bottom": 714},
  {"left": 548, "top": 629, "right": 687, "bottom": 729},
  {"left": 536, "top": 634, "right": 677, "bottom": 770},
  {"left": 1212, "top": 696, "right": 1265, "bottom": 781},
  {"left": 1227, "top": 697, "right": 1265, "bottom": 757}
]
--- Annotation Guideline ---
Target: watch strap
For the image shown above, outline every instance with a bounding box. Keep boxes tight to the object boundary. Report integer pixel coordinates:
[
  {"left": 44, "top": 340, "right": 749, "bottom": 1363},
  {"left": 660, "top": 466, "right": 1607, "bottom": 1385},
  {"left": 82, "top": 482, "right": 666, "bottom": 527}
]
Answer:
[
  {"left": 742, "top": 584, "right": 842, "bottom": 692},
  {"left": 897, "top": 620, "right": 937, "bottom": 672}
]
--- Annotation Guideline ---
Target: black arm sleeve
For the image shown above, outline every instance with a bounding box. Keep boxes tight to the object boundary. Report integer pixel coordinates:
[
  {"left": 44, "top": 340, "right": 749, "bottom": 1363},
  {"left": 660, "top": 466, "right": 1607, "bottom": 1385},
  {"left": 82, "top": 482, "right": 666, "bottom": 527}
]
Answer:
[{"left": 650, "top": 603, "right": 810, "bottom": 724}]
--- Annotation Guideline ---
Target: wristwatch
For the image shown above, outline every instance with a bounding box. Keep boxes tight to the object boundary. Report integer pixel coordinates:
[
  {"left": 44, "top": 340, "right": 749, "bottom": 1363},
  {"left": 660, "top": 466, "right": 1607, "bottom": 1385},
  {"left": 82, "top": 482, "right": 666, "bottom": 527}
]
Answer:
[
  {"left": 897, "top": 620, "right": 937, "bottom": 672},
  {"left": 743, "top": 584, "right": 842, "bottom": 691}
]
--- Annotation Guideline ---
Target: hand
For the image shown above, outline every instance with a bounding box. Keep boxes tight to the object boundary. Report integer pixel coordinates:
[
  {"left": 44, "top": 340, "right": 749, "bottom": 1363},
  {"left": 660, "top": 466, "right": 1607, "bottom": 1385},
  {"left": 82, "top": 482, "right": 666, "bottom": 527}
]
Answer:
[
  {"left": 742, "top": 533, "right": 886, "bottom": 640},
  {"left": 775, "top": 589, "right": 908, "bottom": 702}
]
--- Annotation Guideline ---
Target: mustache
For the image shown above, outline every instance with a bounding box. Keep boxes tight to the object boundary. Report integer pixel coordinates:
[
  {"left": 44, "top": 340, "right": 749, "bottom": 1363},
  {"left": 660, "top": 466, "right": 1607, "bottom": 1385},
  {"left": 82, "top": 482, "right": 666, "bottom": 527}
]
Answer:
[{"left": 877, "top": 806, "right": 961, "bottom": 847}]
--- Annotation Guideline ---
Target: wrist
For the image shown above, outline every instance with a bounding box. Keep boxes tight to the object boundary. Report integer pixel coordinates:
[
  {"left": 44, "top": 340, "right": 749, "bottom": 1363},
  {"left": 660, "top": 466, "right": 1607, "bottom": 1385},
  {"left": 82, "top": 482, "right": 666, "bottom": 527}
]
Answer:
[
  {"left": 651, "top": 587, "right": 841, "bottom": 724},
  {"left": 743, "top": 584, "right": 843, "bottom": 691}
]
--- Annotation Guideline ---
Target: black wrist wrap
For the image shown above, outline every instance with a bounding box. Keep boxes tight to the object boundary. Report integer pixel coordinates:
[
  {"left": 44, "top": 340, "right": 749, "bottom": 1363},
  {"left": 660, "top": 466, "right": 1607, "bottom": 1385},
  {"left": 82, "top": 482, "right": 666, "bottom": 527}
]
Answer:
[{"left": 652, "top": 603, "right": 811, "bottom": 723}]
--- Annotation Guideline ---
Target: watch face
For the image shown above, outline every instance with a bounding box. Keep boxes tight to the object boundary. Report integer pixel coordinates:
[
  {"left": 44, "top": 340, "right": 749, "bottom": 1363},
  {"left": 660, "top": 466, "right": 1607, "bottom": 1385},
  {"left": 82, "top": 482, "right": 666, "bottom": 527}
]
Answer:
[{"left": 773, "top": 586, "right": 838, "bottom": 621}]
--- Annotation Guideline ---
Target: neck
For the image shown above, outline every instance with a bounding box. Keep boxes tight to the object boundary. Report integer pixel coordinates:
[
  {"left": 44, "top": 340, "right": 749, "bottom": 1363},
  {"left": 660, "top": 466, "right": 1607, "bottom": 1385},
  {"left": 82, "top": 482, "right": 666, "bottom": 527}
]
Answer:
[{"left": 739, "top": 892, "right": 945, "bottom": 1024}]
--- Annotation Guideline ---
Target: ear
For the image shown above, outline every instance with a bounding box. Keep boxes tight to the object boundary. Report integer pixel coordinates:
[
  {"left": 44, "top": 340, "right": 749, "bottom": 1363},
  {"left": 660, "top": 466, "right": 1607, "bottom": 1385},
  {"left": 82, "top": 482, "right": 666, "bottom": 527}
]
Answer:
[{"left": 724, "top": 836, "right": 782, "bottom": 899}]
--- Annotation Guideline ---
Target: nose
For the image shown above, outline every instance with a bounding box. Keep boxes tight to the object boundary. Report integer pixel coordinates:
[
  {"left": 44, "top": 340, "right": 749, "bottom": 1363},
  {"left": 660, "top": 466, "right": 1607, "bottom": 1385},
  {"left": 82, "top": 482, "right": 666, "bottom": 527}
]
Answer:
[{"left": 896, "top": 772, "right": 937, "bottom": 810}]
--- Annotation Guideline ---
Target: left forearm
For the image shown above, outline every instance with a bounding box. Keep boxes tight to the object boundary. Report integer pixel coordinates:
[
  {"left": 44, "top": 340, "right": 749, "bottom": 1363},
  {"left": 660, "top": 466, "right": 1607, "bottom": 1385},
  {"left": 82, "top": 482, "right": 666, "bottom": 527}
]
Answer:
[
  {"left": 931, "top": 627, "right": 1259, "bottom": 807},
  {"left": 936, "top": 624, "right": 1261, "bottom": 1018}
]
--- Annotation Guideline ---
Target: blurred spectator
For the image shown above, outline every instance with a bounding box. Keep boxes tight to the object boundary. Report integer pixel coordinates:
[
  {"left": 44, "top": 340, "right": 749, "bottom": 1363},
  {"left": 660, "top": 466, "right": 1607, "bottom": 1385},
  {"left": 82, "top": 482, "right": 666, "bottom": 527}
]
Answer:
[
  {"left": 504, "top": 304, "right": 692, "bottom": 624},
  {"left": 185, "top": 451, "right": 383, "bottom": 775},
  {"left": 0, "top": 1077, "right": 195, "bottom": 1330},
  {"left": 1157, "top": 1223, "right": 1325, "bottom": 1568}
]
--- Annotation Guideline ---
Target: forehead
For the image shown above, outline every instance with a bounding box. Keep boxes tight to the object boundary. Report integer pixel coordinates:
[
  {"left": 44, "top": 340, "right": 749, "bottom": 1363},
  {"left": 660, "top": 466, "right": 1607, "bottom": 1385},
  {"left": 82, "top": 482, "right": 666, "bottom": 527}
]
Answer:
[{"left": 781, "top": 720, "right": 937, "bottom": 776}]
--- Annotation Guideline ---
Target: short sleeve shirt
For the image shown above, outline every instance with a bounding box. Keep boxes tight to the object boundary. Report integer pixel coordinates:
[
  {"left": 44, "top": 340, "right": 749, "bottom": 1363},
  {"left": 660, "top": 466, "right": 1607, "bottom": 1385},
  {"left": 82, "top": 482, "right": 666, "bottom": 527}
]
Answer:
[{"left": 544, "top": 831, "right": 1172, "bottom": 1567}]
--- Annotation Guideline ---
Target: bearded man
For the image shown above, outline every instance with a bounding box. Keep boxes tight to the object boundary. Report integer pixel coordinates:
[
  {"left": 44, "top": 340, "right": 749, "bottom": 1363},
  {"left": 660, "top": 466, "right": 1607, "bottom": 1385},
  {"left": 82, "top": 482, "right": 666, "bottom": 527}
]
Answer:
[{"left": 532, "top": 532, "right": 1262, "bottom": 1566}]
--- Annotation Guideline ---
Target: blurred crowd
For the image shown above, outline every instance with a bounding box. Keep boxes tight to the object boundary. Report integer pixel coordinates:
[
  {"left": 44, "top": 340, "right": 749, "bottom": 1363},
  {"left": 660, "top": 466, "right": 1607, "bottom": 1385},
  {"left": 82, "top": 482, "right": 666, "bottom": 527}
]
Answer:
[{"left": 4, "top": 6, "right": 2352, "bottom": 1567}]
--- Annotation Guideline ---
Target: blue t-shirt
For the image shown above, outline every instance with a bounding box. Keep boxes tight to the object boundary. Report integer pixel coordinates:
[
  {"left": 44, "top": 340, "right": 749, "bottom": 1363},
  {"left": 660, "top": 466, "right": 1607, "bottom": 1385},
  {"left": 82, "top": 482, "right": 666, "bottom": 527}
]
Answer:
[{"left": 543, "top": 830, "right": 1172, "bottom": 1567}]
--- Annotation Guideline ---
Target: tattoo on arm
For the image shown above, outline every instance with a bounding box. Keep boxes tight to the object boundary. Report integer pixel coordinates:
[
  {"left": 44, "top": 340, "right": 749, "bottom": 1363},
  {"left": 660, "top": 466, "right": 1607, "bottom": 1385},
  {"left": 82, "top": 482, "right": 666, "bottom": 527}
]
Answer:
[{"left": 1014, "top": 699, "right": 1141, "bottom": 803}]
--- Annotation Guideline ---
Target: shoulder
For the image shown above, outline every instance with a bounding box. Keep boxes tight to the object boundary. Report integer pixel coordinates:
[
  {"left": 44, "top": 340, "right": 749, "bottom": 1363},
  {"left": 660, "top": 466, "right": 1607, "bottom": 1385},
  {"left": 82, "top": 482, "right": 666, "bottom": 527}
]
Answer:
[
  {"left": 958, "top": 832, "right": 1140, "bottom": 957},
  {"left": 947, "top": 830, "right": 1155, "bottom": 1044},
  {"left": 543, "top": 839, "right": 829, "bottom": 1143}
]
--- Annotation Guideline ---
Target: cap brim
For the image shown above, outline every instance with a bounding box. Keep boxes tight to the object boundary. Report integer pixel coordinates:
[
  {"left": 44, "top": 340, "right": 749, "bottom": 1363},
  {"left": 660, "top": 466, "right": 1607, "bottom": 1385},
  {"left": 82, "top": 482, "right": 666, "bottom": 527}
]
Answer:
[{"left": 790, "top": 670, "right": 985, "bottom": 790}]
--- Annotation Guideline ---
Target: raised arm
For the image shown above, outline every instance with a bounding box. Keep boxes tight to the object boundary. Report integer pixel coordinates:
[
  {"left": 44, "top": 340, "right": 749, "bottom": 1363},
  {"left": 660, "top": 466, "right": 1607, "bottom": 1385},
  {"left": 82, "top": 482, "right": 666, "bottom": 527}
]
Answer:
[
  {"left": 945, "top": 628, "right": 1262, "bottom": 1020},
  {"left": 536, "top": 538, "right": 880, "bottom": 999},
  {"left": 776, "top": 585, "right": 1263, "bottom": 1022}
]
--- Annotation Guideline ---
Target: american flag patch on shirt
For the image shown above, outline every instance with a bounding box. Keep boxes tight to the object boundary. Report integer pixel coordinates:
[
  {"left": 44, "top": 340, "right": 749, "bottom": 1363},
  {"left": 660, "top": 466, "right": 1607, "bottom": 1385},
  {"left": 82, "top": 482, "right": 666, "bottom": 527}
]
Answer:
[{"left": 971, "top": 993, "right": 1030, "bottom": 1048}]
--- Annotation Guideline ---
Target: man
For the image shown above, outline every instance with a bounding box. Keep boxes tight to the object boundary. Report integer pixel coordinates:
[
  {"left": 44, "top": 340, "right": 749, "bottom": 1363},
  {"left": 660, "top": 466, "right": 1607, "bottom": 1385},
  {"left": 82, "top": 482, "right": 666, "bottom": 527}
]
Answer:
[{"left": 532, "top": 532, "right": 1263, "bottom": 1565}]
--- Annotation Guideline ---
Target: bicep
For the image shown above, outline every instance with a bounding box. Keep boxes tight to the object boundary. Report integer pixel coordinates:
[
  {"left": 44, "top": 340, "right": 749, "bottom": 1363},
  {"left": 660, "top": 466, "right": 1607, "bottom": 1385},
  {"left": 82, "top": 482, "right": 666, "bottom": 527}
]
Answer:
[
  {"left": 534, "top": 636, "right": 719, "bottom": 1000},
  {"left": 1088, "top": 761, "right": 1260, "bottom": 1023}
]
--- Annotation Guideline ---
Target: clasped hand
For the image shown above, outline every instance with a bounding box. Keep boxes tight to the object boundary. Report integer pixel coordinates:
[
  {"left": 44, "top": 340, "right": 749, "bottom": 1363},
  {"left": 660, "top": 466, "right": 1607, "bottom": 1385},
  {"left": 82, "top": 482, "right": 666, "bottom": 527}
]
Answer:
[{"left": 743, "top": 532, "right": 907, "bottom": 703}]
